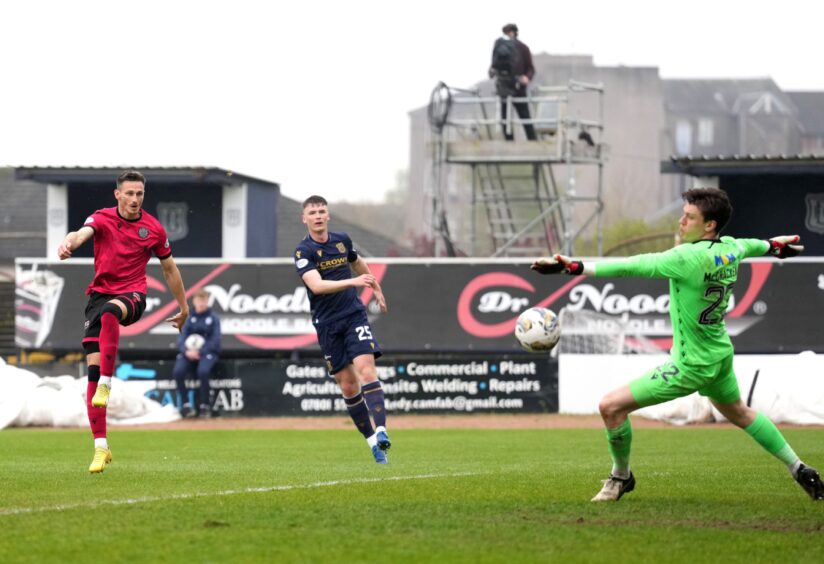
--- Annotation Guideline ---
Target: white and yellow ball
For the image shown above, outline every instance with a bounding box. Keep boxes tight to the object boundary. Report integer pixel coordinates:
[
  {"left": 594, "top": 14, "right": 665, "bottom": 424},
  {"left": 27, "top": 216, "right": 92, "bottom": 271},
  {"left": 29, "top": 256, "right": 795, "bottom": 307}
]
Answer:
[{"left": 514, "top": 307, "right": 561, "bottom": 352}]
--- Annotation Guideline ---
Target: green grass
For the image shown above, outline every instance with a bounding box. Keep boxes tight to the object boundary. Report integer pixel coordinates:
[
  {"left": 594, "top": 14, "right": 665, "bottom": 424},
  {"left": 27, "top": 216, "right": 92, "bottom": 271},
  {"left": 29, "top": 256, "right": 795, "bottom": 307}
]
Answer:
[{"left": 1, "top": 427, "right": 824, "bottom": 563}]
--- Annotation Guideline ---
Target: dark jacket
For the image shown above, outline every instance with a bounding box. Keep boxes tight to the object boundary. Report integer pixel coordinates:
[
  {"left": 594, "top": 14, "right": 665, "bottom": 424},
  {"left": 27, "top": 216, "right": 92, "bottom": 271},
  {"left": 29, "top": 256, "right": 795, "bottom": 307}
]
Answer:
[
  {"left": 491, "top": 38, "right": 535, "bottom": 97},
  {"left": 178, "top": 308, "right": 221, "bottom": 356}
]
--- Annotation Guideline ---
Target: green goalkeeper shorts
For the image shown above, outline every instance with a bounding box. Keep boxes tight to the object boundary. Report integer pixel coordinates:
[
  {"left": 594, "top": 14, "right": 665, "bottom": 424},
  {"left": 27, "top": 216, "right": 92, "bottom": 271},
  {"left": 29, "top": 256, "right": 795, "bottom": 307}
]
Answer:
[{"left": 628, "top": 354, "right": 740, "bottom": 407}]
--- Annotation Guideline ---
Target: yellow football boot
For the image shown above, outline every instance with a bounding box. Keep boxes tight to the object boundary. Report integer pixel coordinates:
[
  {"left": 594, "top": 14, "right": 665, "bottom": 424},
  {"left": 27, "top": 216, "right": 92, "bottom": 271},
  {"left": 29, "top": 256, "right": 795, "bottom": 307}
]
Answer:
[
  {"left": 91, "top": 383, "right": 111, "bottom": 408},
  {"left": 89, "top": 447, "right": 113, "bottom": 473}
]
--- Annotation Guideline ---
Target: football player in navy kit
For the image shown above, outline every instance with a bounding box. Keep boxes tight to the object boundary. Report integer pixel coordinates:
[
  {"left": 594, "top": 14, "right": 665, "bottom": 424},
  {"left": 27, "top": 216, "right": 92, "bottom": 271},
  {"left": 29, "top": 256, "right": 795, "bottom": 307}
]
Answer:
[
  {"left": 294, "top": 195, "right": 391, "bottom": 463},
  {"left": 58, "top": 170, "right": 189, "bottom": 473}
]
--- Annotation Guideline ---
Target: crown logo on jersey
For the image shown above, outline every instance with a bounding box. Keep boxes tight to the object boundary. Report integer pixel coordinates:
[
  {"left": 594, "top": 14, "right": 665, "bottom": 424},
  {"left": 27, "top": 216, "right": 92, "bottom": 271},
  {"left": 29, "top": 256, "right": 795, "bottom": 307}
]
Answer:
[
  {"left": 317, "top": 250, "right": 323, "bottom": 257},
  {"left": 336, "top": 242, "right": 346, "bottom": 253},
  {"left": 713, "top": 253, "right": 736, "bottom": 266},
  {"left": 295, "top": 250, "right": 301, "bottom": 258}
]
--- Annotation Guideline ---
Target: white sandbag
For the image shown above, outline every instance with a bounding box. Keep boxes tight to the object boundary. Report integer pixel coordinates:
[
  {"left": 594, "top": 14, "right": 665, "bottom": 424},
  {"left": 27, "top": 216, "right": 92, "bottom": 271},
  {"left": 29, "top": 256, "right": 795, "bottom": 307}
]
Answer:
[
  {"left": 0, "top": 359, "right": 43, "bottom": 429},
  {"left": 637, "top": 394, "right": 716, "bottom": 425},
  {"left": 2, "top": 362, "right": 180, "bottom": 429}
]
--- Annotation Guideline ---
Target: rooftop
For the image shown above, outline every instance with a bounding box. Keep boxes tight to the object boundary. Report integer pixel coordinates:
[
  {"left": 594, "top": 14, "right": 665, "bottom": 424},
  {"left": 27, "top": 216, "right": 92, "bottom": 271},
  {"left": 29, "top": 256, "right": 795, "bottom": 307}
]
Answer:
[
  {"left": 662, "top": 154, "right": 824, "bottom": 175},
  {"left": 14, "top": 166, "right": 278, "bottom": 188}
]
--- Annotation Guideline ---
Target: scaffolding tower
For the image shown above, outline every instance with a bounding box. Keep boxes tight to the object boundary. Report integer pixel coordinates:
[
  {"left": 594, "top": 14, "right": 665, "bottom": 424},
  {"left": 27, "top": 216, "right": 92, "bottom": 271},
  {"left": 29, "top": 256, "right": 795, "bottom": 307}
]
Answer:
[{"left": 426, "top": 80, "right": 607, "bottom": 257}]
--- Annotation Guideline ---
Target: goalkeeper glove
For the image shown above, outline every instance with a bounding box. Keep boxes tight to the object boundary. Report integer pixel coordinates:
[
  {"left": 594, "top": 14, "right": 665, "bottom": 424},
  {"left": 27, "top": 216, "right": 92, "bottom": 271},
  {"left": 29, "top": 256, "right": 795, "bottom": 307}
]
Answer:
[
  {"left": 767, "top": 235, "right": 804, "bottom": 259},
  {"left": 531, "top": 254, "right": 584, "bottom": 275}
]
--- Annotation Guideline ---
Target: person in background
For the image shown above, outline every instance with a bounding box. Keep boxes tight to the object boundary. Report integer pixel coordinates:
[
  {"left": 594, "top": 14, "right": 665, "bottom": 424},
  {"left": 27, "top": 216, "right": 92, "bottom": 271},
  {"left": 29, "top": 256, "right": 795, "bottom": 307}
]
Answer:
[
  {"left": 173, "top": 289, "right": 221, "bottom": 418},
  {"left": 489, "top": 22, "right": 537, "bottom": 141}
]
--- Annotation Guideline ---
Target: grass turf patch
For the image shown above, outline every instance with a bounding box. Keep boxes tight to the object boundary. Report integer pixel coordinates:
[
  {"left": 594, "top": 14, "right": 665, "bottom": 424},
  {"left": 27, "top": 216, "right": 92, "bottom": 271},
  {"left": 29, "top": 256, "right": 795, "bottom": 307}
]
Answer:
[{"left": 1, "top": 427, "right": 823, "bottom": 562}]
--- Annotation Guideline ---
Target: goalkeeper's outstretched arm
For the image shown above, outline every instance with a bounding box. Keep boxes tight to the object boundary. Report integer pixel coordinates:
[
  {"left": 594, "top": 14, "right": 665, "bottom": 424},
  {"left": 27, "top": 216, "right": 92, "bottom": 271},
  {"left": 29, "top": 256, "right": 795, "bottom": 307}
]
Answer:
[{"left": 531, "top": 234, "right": 805, "bottom": 279}]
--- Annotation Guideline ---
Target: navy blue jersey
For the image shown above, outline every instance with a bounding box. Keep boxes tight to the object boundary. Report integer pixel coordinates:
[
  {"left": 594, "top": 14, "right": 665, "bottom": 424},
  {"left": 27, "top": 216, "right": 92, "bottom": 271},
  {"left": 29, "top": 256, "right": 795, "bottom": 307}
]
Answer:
[
  {"left": 294, "top": 231, "right": 365, "bottom": 325},
  {"left": 178, "top": 308, "right": 221, "bottom": 356}
]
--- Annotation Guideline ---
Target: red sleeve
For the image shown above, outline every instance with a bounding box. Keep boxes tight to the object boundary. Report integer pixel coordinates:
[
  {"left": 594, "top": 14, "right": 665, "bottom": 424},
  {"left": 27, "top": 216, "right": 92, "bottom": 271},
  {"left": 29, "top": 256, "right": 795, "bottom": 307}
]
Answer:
[
  {"left": 153, "top": 222, "right": 172, "bottom": 259},
  {"left": 82, "top": 210, "right": 104, "bottom": 236}
]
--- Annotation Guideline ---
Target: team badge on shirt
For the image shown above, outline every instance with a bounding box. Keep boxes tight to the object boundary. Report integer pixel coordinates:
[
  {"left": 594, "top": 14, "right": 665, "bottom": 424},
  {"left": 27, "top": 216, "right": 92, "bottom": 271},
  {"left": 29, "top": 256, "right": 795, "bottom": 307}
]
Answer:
[
  {"left": 295, "top": 251, "right": 302, "bottom": 258},
  {"left": 317, "top": 250, "right": 323, "bottom": 257},
  {"left": 138, "top": 227, "right": 149, "bottom": 239},
  {"left": 336, "top": 242, "right": 346, "bottom": 253}
]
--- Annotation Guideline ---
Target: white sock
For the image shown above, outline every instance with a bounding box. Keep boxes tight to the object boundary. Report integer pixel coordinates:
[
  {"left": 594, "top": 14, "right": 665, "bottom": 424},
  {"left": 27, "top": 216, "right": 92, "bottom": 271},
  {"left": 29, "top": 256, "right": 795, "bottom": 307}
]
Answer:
[
  {"left": 375, "top": 425, "right": 387, "bottom": 435},
  {"left": 611, "top": 466, "right": 631, "bottom": 480},
  {"left": 99, "top": 376, "right": 112, "bottom": 387},
  {"left": 94, "top": 438, "right": 109, "bottom": 449},
  {"left": 790, "top": 459, "right": 803, "bottom": 477},
  {"left": 366, "top": 433, "right": 378, "bottom": 448}
]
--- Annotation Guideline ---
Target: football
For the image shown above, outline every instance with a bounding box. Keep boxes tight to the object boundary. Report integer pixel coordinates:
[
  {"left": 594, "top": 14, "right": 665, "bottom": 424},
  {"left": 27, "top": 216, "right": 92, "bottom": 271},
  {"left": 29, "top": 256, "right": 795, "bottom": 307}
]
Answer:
[
  {"left": 185, "top": 333, "right": 206, "bottom": 351},
  {"left": 514, "top": 307, "right": 561, "bottom": 352}
]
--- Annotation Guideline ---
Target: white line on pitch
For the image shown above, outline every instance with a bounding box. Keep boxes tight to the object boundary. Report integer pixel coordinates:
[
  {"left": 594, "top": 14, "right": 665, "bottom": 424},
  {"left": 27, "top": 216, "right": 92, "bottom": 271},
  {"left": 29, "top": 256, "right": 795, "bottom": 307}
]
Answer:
[{"left": 0, "top": 472, "right": 482, "bottom": 517}]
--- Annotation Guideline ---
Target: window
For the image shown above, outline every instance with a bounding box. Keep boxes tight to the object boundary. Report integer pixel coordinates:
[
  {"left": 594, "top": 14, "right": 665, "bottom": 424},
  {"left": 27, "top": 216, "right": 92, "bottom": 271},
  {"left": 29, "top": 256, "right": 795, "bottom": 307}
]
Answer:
[
  {"left": 698, "top": 118, "right": 714, "bottom": 146},
  {"left": 675, "top": 120, "right": 692, "bottom": 155}
]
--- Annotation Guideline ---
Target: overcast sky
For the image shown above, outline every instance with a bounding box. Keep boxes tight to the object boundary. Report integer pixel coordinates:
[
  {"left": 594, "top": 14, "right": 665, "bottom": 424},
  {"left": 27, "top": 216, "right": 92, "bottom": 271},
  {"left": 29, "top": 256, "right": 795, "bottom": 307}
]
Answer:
[{"left": 2, "top": 1, "right": 822, "bottom": 203}]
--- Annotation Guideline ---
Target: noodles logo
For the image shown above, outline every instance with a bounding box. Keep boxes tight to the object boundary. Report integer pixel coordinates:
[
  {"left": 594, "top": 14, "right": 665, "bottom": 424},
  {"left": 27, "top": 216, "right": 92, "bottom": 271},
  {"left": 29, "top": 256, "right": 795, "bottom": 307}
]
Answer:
[
  {"left": 456, "top": 263, "right": 774, "bottom": 343},
  {"left": 122, "top": 263, "right": 388, "bottom": 349}
]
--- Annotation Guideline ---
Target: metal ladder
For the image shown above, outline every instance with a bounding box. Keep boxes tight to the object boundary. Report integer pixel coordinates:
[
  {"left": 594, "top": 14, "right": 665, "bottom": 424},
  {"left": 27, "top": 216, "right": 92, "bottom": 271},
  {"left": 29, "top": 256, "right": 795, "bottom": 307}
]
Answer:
[{"left": 474, "top": 162, "right": 565, "bottom": 256}]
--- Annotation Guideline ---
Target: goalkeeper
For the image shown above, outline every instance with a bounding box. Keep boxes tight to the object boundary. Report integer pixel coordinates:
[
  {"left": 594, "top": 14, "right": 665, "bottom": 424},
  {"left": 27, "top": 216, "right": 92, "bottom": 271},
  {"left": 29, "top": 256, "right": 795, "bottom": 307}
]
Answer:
[{"left": 532, "top": 187, "right": 823, "bottom": 502}]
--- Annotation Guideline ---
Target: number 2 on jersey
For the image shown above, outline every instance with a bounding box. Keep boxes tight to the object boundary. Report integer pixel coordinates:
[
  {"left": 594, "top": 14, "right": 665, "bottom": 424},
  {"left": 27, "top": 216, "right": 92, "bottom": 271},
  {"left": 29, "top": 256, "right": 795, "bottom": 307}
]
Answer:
[{"left": 699, "top": 283, "right": 734, "bottom": 325}]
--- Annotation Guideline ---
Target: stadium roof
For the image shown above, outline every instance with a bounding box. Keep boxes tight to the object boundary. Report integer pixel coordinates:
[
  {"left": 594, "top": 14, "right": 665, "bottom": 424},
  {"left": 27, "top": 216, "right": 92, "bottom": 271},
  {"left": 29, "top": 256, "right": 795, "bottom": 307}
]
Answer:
[
  {"left": 787, "top": 91, "right": 824, "bottom": 135},
  {"left": 662, "top": 78, "right": 793, "bottom": 115},
  {"left": 9, "top": 166, "right": 413, "bottom": 257},
  {"left": 661, "top": 154, "right": 824, "bottom": 176},
  {"left": 14, "top": 166, "right": 278, "bottom": 188}
]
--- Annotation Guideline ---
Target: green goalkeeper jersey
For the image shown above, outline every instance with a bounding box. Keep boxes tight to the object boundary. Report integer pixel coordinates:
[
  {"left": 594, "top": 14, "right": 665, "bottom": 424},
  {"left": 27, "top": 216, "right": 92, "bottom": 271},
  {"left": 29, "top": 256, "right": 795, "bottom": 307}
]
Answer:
[{"left": 593, "top": 236, "right": 769, "bottom": 366}]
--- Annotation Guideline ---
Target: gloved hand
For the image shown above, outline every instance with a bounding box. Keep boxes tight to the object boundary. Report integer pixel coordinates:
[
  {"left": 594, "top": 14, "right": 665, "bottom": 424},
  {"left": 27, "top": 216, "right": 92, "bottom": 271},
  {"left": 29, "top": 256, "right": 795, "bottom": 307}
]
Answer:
[
  {"left": 530, "top": 254, "right": 584, "bottom": 275},
  {"left": 767, "top": 235, "right": 804, "bottom": 259}
]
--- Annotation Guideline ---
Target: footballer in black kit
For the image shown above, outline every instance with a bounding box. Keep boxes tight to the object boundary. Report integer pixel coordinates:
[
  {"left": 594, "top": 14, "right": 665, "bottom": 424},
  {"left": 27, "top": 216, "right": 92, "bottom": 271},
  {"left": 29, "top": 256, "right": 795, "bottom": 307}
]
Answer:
[
  {"left": 295, "top": 195, "right": 391, "bottom": 464},
  {"left": 294, "top": 231, "right": 382, "bottom": 372}
]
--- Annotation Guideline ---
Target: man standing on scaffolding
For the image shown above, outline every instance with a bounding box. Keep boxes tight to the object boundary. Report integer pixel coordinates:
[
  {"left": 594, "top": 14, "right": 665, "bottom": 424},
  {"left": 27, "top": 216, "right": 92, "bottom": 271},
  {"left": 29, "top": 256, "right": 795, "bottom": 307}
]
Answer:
[{"left": 489, "top": 23, "right": 537, "bottom": 141}]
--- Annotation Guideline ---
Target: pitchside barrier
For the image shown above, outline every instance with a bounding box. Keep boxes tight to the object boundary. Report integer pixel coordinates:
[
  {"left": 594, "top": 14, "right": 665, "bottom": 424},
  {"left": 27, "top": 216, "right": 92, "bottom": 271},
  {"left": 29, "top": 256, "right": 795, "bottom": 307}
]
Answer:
[
  {"left": 104, "top": 356, "right": 558, "bottom": 417},
  {"left": 11, "top": 258, "right": 824, "bottom": 420},
  {"left": 14, "top": 257, "right": 824, "bottom": 353}
]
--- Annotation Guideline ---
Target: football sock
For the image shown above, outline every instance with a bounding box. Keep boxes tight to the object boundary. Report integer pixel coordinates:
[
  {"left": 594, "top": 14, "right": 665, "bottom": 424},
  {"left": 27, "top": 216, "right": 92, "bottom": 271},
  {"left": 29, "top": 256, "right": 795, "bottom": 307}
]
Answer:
[
  {"left": 744, "top": 412, "right": 800, "bottom": 471},
  {"left": 361, "top": 380, "right": 387, "bottom": 428},
  {"left": 344, "top": 391, "right": 374, "bottom": 439},
  {"left": 99, "top": 376, "right": 112, "bottom": 387},
  {"left": 86, "top": 366, "right": 107, "bottom": 439},
  {"left": 94, "top": 438, "right": 109, "bottom": 449},
  {"left": 99, "top": 311, "right": 120, "bottom": 378},
  {"left": 605, "top": 417, "right": 633, "bottom": 479}
]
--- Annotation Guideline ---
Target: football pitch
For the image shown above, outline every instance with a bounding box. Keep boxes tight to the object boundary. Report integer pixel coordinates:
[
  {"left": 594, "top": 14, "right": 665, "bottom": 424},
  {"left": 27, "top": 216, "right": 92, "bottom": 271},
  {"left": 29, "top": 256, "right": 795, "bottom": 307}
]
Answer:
[{"left": 1, "top": 425, "right": 823, "bottom": 563}]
